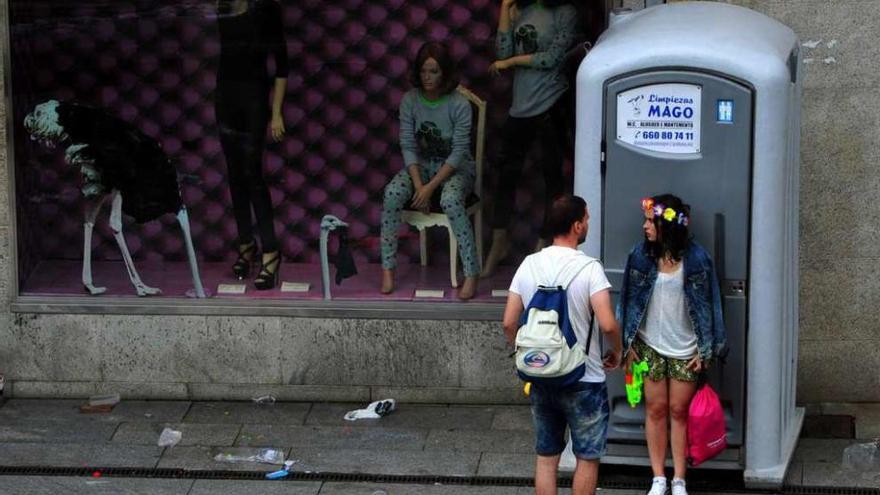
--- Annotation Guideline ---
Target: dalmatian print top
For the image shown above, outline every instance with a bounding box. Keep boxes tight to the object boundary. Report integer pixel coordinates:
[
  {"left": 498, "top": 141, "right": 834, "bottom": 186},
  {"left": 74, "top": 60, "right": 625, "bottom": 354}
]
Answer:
[
  {"left": 398, "top": 89, "right": 475, "bottom": 174},
  {"left": 496, "top": 2, "right": 578, "bottom": 118}
]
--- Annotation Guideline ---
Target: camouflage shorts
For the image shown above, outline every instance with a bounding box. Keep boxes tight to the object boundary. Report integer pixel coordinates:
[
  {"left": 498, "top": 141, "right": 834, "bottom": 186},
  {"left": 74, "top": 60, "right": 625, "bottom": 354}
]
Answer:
[{"left": 633, "top": 339, "right": 699, "bottom": 383}]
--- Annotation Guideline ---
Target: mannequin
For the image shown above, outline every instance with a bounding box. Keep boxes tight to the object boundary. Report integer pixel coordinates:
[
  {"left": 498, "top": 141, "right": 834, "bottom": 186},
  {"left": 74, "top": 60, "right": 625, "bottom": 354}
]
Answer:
[
  {"left": 483, "top": 0, "right": 578, "bottom": 277},
  {"left": 216, "top": 0, "right": 288, "bottom": 290},
  {"left": 380, "top": 42, "right": 480, "bottom": 300}
]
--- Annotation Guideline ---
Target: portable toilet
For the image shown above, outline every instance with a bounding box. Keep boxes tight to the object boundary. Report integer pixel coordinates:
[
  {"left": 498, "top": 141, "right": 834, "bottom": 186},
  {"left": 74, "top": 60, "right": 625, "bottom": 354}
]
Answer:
[{"left": 575, "top": 2, "right": 802, "bottom": 488}]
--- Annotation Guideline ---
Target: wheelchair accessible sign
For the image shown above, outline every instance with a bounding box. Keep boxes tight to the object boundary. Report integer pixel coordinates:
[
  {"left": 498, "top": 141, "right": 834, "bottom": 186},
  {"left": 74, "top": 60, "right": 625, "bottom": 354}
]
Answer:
[{"left": 617, "top": 83, "right": 702, "bottom": 154}]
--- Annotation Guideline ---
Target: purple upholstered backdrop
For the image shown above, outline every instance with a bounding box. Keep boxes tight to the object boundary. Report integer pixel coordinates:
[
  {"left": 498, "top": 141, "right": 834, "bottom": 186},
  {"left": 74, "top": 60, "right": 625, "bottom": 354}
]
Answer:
[{"left": 10, "top": 0, "right": 573, "bottom": 283}]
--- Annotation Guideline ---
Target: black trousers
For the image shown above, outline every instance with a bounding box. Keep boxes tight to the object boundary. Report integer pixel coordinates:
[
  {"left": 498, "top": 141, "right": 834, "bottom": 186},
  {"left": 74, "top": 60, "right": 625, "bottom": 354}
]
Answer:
[
  {"left": 490, "top": 96, "right": 570, "bottom": 232},
  {"left": 216, "top": 80, "right": 279, "bottom": 252}
]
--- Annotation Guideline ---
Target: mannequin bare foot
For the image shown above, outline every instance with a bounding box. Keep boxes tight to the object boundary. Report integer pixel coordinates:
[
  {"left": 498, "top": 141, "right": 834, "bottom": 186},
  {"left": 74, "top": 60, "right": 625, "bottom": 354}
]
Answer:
[
  {"left": 480, "top": 229, "right": 510, "bottom": 278},
  {"left": 458, "top": 276, "right": 478, "bottom": 300},
  {"left": 380, "top": 269, "right": 395, "bottom": 294}
]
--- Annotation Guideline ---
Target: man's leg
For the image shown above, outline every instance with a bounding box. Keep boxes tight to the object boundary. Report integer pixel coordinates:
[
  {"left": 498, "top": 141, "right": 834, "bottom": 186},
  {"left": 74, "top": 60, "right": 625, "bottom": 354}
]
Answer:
[
  {"left": 565, "top": 382, "right": 611, "bottom": 495},
  {"left": 535, "top": 454, "right": 561, "bottom": 495},
  {"left": 572, "top": 458, "right": 600, "bottom": 495},
  {"left": 530, "top": 384, "right": 567, "bottom": 495}
]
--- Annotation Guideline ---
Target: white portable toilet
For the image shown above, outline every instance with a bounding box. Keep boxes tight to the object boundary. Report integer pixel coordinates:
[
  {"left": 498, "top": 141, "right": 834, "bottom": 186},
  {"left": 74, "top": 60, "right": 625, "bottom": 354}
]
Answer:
[{"left": 575, "top": 2, "right": 802, "bottom": 488}]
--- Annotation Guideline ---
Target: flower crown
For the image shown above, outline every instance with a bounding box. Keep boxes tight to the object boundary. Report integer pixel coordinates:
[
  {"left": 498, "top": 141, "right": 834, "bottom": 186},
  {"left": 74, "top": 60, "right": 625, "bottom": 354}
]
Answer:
[{"left": 641, "top": 198, "right": 689, "bottom": 226}]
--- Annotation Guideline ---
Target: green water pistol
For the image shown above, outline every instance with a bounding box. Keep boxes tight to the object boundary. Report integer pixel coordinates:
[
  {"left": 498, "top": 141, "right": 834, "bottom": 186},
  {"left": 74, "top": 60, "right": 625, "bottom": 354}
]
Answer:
[{"left": 625, "top": 360, "right": 649, "bottom": 407}]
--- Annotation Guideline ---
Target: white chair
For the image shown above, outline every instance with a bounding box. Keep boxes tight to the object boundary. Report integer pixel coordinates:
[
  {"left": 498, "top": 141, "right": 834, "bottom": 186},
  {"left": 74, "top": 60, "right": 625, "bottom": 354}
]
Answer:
[{"left": 400, "top": 85, "right": 485, "bottom": 288}]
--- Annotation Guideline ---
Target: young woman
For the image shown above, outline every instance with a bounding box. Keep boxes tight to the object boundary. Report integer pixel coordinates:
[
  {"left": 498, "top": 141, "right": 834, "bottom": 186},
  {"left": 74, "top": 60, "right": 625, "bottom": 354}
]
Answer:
[
  {"left": 216, "top": 0, "right": 287, "bottom": 290},
  {"left": 617, "top": 194, "right": 727, "bottom": 495},
  {"left": 379, "top": 42, "right": 480, "bottom": 300},
  {"left": 482, "top": 0, "right": 578, "bottom": 277}
]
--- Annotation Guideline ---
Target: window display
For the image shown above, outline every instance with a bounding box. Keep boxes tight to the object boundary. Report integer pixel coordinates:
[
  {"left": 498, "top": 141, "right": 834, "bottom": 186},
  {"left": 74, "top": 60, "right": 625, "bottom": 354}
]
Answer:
[{"left": 8, "top": 1, "right": 606, "bottom": 305}]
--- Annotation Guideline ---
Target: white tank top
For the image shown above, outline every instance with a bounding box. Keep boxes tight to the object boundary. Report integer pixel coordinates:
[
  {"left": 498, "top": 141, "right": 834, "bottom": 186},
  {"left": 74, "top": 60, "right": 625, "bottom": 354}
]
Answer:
[{"left": 638, "top": 264, "right": 699, "bottom": 359}]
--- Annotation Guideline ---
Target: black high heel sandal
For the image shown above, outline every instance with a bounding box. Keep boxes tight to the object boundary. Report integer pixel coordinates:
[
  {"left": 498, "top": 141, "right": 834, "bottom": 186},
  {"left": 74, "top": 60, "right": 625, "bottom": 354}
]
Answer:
[
  {"left": 232, "top": 242, "right": 256, "bottom": 280},
  {"left": 254, "top": 252, "right": 281, "bottom": 290}
]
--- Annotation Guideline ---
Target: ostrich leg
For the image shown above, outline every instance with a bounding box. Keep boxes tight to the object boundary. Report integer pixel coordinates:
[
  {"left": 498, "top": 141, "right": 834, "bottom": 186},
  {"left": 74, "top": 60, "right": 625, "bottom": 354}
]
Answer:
[
  {"left": 319, "top": 215, "right": 349, "bottom": 300},
  {"left": 108, "top": 190, "right": 161, "bottom": 296},
  {"left": 82, "top": 195, "right": 109, "bottom": 295},
  {"left": 176, "top": 207, "right": 206, "bottom": 298}
]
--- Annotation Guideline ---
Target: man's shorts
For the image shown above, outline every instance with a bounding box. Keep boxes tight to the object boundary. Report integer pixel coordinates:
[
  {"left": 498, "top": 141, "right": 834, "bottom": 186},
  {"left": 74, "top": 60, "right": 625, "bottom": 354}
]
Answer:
[
  {"left": 634, "top": 338, "right": 699, "bottom": 383},
  {"left": 529, "top": 381, "right": 609, "bottom": 460}
]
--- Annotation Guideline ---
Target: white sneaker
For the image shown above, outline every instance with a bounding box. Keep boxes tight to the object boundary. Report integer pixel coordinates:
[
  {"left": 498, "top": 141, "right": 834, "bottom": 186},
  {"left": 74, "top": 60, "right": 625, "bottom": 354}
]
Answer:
[
  {"left": 647, "top": 476, "right": 668, "bottom": 495},
  {"left": 671, "top": 478, "right": 688, "bottom": 495}
]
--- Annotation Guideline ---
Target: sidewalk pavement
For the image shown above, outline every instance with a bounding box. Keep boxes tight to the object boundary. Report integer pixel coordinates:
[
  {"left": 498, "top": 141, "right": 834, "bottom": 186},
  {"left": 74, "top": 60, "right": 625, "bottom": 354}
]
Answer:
[{"left": 0, "top": 398, "right": 876, "bottom": 492}]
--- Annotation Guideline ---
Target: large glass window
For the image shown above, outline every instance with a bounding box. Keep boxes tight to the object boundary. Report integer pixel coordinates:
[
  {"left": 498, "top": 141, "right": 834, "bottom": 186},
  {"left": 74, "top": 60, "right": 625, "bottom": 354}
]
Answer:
[{"left": 9, "top": 1, "right": 606, "bottom": 307}]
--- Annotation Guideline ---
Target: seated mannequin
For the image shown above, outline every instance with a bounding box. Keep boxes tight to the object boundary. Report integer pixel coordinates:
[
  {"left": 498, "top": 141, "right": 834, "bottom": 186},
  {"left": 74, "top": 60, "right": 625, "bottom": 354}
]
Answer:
[{"left": 379, "top": 42, "right": 480, "bottom": 300}]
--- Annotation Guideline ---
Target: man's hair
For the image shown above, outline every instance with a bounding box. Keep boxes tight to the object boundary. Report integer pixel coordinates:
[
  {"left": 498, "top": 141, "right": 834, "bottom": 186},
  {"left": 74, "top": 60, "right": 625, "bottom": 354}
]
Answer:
[{"left": 544, "top": 194, "right": 587, "bottom": 239}]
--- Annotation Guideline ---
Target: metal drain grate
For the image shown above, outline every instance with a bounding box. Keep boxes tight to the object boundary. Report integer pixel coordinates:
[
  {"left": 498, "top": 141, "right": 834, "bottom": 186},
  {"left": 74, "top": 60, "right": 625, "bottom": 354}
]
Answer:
[{"left": 0, "top": 466, "right": 876, "bottom": 494}]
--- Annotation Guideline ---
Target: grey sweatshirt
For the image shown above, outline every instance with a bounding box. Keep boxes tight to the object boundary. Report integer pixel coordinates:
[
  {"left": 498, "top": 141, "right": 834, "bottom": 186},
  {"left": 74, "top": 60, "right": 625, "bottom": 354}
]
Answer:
[
  {"left": 398, "top": 89, "right": 474, "bottom": 173},
  {"left": 496, "top": 2, "right": 577, "bottom": 118}
]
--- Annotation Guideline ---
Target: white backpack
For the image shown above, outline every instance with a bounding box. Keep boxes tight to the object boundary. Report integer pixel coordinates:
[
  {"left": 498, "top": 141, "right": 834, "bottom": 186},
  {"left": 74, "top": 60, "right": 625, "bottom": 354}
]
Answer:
[{"left": 515, "top": 258, "right": 595, "bottom": 388}]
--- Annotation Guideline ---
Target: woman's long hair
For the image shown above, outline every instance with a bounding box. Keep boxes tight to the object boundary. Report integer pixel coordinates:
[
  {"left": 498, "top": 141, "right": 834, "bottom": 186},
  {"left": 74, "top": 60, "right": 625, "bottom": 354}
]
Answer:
[
  {"left": 408, "top": 42, "right": 460, "bottom": 95},
  {"left": 645, "top": 194, "right": 691, "bottom": 262}
]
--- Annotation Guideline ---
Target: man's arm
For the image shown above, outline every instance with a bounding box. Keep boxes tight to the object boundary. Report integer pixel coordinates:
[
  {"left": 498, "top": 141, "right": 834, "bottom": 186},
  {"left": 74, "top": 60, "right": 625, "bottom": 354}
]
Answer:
[
  {"left": 590, "top": 288, "right": 622, "bottom": 369},
  {"left": 502, "top": 292, "right": 524, "bottom": 346}
]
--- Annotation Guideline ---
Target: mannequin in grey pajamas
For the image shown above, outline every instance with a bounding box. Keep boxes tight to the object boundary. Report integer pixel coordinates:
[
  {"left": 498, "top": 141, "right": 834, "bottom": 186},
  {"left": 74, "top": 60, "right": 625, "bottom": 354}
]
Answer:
[{"left": 380, "top": 42, "right": 480, "bottom": 300}]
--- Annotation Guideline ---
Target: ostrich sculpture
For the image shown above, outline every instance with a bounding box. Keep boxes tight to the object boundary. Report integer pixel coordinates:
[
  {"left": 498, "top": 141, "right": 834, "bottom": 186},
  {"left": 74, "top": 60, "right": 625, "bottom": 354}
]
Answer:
[{"left": 24, "top": 100, "right": 206, "bottom": 298}]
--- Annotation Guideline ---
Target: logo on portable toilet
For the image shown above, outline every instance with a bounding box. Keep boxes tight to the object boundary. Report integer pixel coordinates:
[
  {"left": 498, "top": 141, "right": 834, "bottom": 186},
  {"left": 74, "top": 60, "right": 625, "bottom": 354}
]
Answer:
[{"left": 647, "top": 94, "right": 695, "bottom": 119}]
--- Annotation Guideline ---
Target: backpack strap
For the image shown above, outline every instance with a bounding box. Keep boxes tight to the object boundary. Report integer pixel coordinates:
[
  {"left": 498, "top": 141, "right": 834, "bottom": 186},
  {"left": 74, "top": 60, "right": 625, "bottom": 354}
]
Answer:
[
  {"left": 550, "top": 257, "right": 594, "bottom": 289},
  {"left": 584, "top": 304, "right": 595, "bottom": 357},
  {"left": 545, "top": 257, "right": 597, "bottom": 357}
]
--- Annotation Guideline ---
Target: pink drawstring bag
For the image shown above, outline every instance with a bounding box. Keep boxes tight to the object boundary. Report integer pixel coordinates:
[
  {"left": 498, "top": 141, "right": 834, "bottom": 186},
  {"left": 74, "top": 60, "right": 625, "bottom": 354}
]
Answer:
[{"left": 687, "top": 383, "right": 727, "bottom": 467}]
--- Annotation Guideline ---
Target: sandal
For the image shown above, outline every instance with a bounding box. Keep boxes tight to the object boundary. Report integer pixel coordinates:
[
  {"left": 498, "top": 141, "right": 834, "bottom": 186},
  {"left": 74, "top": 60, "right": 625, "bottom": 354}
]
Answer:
[
  {"left": 232, "top": 242, "right": 256, "bottom": 280},
  {"left": 254, "top": 252, "right": 281, "bottom": 290}
]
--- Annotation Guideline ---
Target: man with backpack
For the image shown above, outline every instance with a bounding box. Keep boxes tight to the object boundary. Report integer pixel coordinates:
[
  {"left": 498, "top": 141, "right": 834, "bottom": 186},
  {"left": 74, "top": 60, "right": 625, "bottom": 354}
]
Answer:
[{"left": 503, "top": 194, "right": 622, "bottom": 495}]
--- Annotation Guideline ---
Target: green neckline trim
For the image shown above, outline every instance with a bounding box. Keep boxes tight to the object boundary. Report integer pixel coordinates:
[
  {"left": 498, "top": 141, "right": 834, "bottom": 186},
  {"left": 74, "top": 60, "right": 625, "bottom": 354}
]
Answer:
[{"left": 419, "top": 92, "right": 448, "bottom": 108}]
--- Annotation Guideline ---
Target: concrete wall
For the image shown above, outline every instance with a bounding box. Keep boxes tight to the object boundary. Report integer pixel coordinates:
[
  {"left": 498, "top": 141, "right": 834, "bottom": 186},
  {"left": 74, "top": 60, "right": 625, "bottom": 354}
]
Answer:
[{"left": 1, "top": 1, "right": 879, "bottom": 403}]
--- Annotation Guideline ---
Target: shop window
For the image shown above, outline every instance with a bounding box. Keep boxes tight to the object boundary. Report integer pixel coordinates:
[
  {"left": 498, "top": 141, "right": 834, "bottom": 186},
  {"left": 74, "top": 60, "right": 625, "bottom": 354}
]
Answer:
[{"left": 8, "top": 1, "right": 606, "bottom": 310}]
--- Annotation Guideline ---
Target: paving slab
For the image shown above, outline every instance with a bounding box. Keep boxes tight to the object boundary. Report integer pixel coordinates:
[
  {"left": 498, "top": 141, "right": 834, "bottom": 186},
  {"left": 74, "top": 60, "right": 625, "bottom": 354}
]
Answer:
[
  {"left": 288, "top": 448, "right": 480, "bottom": 476},
  {"left": 305, "top": 403, "right": 494, "bottom": 430},
  {"left": 0, "top": 420, "right": 118, "bottom": 443},
  {"left": 317, "top": 482, "right": 538, "bottom": 494},
  {"left": 237, "top": 424, "right": 427, "bottom": 450},
  {"left": 0, "top": 400, "right": 104, "bottom": 422},
  {"left": 425, "top": 428, "right": 534, "bottom": 453},
  {"left": 188, "top": 479, "right": 322, "bottom": 494},
  {"left": 792, "top": 438, "right": 855, "bottom": 463},
  {"left": 801, "top": 462, "right": 880, "bottom": 488},
  {"left": 0, "top": 400, "right": 190, "bottom": 423},
  {"left": 157, "top": 446, "right": 290, "bottom": 472},
  {"left": 489, "top": 406, "right": 534, "bottom": 431},
  {"left": 0, "top": 442, "right": 162, "bottom": 467},
  {"left": 112, "top": 422, "right": 241, "bottom": 446},
  {"left": 183, "top": 402, "right": 310, "bottom": 425},
  {"left": 0, "top": 476, "right": 193, "bottom": 495},
  {"left": 784, "top": 462, "right": 804, "bottom": 485},
  {"left": 476, "top": 452, "right": 535, "bottom": 477}
]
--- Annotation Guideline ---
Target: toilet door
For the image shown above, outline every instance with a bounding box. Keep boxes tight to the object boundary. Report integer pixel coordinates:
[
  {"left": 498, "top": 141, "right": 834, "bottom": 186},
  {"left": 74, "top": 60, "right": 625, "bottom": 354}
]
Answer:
[{"left": 601, "top": 70, "right": 752, "bottom": 446}]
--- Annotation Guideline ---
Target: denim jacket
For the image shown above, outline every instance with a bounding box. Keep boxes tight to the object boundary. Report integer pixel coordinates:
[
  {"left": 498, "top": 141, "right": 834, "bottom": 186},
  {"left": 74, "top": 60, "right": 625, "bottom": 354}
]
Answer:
[{"left": 616, "top": 240, "right": 727, "bottom": 361}]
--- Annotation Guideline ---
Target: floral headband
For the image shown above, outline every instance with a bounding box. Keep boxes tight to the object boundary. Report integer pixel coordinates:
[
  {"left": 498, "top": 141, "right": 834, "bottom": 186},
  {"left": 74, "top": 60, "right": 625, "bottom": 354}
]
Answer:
[{"left": 641, "top": 198, "right": 689, "bottom": 226}]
